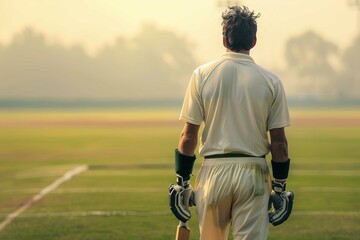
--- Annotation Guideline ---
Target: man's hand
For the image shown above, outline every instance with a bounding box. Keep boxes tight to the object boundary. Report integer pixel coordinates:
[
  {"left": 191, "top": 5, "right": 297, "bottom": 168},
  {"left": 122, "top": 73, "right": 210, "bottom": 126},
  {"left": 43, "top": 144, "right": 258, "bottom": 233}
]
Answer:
[
  {"left": 169, "top": 149, "right": 196, "bottom": 222},
  {"left": 169, "top": 176, "right": 195, "bottom": 222},
  {"left": 268, "top": 181, "right": 294, "bottom": 226}
]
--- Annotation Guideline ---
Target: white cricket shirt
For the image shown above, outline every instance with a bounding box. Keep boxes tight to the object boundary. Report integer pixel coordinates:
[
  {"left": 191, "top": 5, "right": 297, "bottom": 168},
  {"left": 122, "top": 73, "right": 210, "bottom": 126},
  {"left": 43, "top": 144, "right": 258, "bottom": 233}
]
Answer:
[{"left": 179, "top": 52, "right": 291, "bottom": 157}]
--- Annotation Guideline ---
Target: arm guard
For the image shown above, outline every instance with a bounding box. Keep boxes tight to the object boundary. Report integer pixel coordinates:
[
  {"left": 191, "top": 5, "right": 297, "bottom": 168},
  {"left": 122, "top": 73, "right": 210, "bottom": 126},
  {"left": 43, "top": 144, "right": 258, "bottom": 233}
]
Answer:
[
  {"left": 271, "top": 159, "right": 290, "bottom": 181},
  {"left": 175, "top": 149, "right": 196, "bottom": 181}
]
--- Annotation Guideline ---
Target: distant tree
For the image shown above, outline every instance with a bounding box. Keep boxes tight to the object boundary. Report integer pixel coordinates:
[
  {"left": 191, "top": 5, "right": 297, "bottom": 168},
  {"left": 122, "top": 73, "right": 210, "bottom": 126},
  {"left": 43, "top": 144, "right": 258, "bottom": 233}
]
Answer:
[
  {"left": 0, "top": 25, "right": 197, "bottom": 100},
  {"left": 341, "top": 34, "right": 360, "bottom": 98},
  {"left": 285, "top": 31, "right": 340, "bottom": 98},
  {"left": 0, "top": 27, "right": 102, "bottom": 99},
  {"left": 96, "top": 24, "right": 197, "bottom": 99}
]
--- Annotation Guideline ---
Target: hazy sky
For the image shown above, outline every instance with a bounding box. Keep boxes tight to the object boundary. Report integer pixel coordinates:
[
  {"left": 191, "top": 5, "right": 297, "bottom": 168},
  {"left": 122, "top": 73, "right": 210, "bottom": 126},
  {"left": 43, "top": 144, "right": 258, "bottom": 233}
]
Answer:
[{"left": 0, "top": 0, "right": 358, "bottom": 68}]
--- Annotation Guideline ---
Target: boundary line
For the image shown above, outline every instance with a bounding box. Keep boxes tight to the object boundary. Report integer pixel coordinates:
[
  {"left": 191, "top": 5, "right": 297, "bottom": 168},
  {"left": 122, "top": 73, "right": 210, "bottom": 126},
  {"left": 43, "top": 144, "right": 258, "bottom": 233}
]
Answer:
[{"left": 0, "top": 165, "right": 88, "bottom": 232}]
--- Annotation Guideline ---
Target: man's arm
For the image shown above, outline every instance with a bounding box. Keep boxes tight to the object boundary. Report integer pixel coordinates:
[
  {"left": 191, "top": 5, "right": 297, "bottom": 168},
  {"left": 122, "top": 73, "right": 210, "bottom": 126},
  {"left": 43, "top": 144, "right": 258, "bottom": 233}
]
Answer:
[
  {"left": 169, "top": 122, "right": 200, "bottom": 223},
  {"left": 270, "top": 127, "right": 288, "bottom": 162},
  {"left": 268, "top": 127, "right": 294, "bottom": 226},
  {"left": 178, "top": 122, "right": 200, "bottom": 157},
  {"left": 270, "top": 127, "right": 289, "bottom": 183}
]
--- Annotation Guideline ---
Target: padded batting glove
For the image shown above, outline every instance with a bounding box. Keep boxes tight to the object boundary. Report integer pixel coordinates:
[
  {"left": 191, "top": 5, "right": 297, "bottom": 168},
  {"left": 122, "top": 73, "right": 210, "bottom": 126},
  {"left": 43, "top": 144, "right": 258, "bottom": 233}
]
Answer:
[
  {"left": 169, "top": 150, "right": 196, "bottom": 222},
  {"left": 268, "top": 181, "right": 295, "bottom": 226},
  {"left": 169, "top": 175, "right": 195, "bottom": 222}
]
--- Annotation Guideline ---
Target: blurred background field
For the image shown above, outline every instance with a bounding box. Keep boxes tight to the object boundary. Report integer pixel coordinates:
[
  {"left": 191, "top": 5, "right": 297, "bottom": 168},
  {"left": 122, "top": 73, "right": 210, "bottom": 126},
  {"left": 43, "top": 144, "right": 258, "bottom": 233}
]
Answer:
[
  {"left": 0, "top": 108, "right": 359, "bottom": 240},
  {"left": 0, "top": 0, "right": 359, "bottom": 239}
]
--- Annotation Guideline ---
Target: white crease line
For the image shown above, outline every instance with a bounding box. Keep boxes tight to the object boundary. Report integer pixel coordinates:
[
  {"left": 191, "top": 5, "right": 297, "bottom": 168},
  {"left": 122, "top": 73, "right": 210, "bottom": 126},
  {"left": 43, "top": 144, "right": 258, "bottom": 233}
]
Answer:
[
  {"left": 0, "top": 211, "right": 358, "bottom": 219},
  {"left": 52, "top": 188, "right": 163, "bottom": 193},
  {"left": 0, "top": 165, "right": 88, "bottom": 232},
  {"left": 2, "top": 210, "right": 171, "bottom": 218},
  {"left": 2, "top": 188, "right": 164, "bottom": 194},
  {"left": 293, "top": 211, "right": 360, "bottom": 217},
  {"left": 292, "top": 170, "right": 360, "bottom": 176},
  {"left": 3, "top": 187, "right": 359, "bottom": 194},
  {"left": 298, "top": 187, "right": 360, "bottom": 193}
]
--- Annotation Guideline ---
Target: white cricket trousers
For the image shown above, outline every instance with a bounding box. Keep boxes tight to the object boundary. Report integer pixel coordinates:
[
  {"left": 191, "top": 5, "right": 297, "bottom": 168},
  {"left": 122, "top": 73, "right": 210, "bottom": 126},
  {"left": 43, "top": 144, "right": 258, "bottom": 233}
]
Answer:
[{"left": 194, "top": 157, "right": 270, "bottom": 240}]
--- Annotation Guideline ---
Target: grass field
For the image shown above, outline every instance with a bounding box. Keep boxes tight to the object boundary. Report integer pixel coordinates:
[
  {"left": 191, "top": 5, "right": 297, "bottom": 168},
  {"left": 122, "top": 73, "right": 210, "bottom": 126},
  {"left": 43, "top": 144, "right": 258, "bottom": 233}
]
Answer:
[{"left": 0, "top": 108, "right": 359, "bottom": 239}]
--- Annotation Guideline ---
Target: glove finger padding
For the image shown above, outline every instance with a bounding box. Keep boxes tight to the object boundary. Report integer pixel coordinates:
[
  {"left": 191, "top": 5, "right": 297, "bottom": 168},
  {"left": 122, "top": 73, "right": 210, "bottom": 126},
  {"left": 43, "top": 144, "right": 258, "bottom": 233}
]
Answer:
[
  {"left": 268, "top": 190, "right": 294, "bottom": 226},
  {"left": 182, "top": 185, "right": 196, "bottom": 207},
  {"left": 169, "top": 184, "right": 191, "bottom": 222},
  {"left": 189, "top": 191, "right": 196, "bottom": 207}
]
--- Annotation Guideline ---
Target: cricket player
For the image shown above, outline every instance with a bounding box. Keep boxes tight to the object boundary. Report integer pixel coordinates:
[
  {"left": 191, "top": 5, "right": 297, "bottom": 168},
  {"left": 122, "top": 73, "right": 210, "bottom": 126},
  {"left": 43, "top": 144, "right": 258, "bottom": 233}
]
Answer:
[{"left": 169, "top": 5, "right": 293, "bottom": 240}]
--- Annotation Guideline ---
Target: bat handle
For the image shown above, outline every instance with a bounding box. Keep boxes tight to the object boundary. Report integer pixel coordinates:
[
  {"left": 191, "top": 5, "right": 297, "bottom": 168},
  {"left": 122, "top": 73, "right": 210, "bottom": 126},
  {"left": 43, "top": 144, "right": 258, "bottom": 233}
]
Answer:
[{"left": 179, "top": 221, "right": 189, "bottom": 229}]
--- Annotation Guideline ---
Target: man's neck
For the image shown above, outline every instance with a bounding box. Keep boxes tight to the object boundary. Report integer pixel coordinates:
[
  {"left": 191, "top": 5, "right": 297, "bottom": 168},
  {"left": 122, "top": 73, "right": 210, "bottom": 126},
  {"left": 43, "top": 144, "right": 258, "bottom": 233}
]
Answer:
[{"left": 226, "top": 48, "right": 250, "bottom": 55}]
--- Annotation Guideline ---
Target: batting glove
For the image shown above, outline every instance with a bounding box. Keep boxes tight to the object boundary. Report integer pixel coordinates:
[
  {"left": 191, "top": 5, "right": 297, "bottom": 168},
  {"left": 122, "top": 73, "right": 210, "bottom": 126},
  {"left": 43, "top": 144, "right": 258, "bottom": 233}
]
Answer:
[
  {"left": 169, "top": 176, "right": 195, "bottom": 222},
  {"left": 268, "top": 181, "right": 295, "bottom": 226}
]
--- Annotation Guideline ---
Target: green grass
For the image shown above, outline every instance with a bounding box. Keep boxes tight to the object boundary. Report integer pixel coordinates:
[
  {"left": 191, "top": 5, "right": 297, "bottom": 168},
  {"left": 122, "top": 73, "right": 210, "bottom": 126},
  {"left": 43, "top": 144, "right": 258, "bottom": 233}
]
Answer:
[{"left": 0, "top": 109, "right": 359, "bottom": 239}]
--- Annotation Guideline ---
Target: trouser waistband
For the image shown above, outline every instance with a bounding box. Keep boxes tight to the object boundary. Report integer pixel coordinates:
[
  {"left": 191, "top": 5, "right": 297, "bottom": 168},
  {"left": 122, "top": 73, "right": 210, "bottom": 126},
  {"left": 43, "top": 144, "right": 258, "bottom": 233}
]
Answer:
[{"left": 204, "top": 153, "right": 266, "bottom": 159}]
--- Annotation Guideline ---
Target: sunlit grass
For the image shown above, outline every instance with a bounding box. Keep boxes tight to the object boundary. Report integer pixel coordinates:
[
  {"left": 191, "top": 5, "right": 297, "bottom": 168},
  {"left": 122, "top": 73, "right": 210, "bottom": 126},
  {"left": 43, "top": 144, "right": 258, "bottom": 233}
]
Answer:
[{"left": 0, "top": 108, "right": 359, "bottom": 239}]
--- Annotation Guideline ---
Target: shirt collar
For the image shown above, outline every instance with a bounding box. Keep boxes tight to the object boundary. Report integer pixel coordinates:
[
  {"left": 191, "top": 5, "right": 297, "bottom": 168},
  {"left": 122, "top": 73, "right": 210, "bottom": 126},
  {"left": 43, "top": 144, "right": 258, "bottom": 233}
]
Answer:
[{"left": 222, "top": 52, "right": 255, "bottom": 62}]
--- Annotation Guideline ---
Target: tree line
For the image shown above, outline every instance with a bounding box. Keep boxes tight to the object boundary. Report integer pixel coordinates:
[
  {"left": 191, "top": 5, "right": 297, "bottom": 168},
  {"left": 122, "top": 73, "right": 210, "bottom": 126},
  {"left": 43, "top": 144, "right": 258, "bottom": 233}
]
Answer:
[
  {"left": 0, "top": 25, "right": 197, "bottom": 100},
  {"left": 0, "top": 26, "right": 358, "bottom": 101},
  {"left": 284, "top": 31, "right": 359, "bottom": 99}
]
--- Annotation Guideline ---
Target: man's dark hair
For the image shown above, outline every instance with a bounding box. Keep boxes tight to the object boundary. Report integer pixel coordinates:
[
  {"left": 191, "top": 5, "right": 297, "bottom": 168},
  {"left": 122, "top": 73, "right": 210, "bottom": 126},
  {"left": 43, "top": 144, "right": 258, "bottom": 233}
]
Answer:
[{"left": 222, "top": 6, "right": 260, "bottom": 52}]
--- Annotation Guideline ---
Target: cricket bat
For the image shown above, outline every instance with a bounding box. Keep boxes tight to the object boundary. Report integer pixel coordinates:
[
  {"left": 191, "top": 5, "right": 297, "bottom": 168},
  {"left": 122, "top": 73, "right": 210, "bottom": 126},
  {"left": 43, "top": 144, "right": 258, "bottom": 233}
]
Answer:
[{"left": 175, "top": 221, "right": 190, "bottom": 240}]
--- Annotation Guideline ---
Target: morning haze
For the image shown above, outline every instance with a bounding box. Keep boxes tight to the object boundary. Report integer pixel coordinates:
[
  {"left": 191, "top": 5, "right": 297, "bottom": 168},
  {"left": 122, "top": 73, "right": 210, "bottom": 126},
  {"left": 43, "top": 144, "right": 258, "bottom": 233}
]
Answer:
[
  {"left": 0, "top": 0, "right": 359, "bottom": 101},
  {"left": 0, "top": 25, "right": 196, "bottom": 100}
]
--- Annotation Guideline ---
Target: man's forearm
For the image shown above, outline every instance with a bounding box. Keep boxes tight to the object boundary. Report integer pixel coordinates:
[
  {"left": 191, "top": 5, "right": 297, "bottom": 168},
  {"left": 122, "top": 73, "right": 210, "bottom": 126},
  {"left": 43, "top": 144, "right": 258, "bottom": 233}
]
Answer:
[
  {"left": 177, "top": 123, "right": 200, "bottom": 156},
  {"left": 269, "top": 128, "right": 290, "bottom": 182},
  {"left": 178, "top": 132, "right": 198, "bottom": 156},
  {"left": 271, "top": 139, "right": 289, "bottom": 181},
  {"left": 270, "top": 128, "right": 288, "bottom": 162},
  {"left": 271, "top": 139, "right": 288, "bottom": 163}
]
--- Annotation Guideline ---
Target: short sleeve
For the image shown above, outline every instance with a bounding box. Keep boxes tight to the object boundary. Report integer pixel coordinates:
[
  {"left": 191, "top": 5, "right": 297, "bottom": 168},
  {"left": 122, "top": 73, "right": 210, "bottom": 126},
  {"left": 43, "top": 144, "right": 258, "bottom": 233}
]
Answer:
[
  {"left": 267, "top": 80, "right": 291, "bottom": 130},
  {"left": 179, "top": 69, "right": 204, "bottom": 125}
]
